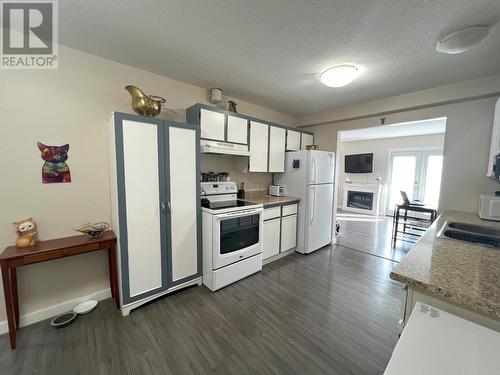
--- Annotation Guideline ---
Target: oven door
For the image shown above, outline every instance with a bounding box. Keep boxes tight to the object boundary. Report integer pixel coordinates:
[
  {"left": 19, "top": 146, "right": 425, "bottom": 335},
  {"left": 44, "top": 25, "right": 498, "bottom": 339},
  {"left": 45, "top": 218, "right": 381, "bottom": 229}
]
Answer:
[{"left": 213, "top": 208, "right": 263, "bottom": 269}]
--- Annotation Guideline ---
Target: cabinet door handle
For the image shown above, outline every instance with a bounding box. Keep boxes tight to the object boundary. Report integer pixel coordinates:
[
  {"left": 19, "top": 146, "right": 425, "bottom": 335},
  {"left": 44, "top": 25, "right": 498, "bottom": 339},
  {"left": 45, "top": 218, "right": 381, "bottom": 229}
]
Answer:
[{"left": 161, "top": 202, "right": 171, "bottom": 214}]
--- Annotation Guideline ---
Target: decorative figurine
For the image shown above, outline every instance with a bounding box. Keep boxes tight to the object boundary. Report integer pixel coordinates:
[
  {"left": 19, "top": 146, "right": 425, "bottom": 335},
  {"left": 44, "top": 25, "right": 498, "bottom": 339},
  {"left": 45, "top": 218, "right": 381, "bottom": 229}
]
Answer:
[
  {"left": 125, "top": 85, "right": 166, "bottom": 117},
  {"left": 13, "top": 218, "right": 38, "bottom": 248},
  {"left": 37, "top": 142, "right": 72, "bottom": 183},
  {"left": 227, "top": 100, "right": 238, "bottom": 113},
  {"left": 74, "top": 222, "right": 110, "bottom": 238}
]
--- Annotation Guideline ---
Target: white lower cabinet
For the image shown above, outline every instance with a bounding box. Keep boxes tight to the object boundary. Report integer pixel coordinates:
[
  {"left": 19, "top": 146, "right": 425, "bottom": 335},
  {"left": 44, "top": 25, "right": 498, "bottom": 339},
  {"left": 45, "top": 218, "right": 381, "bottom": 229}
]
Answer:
[
  {"left": 281, "top": 214, "right": 297, "bottom": 251},
  {"left": 263, "top": 218, "right": 281, "bottom": 260},
  {"left": 262, "top": 204, "right": 298, "bottom": 261}
]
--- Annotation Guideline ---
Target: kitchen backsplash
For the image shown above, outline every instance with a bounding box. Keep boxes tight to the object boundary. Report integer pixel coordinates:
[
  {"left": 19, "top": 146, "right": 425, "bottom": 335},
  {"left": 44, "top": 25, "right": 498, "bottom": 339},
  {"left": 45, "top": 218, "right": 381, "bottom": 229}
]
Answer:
[{"left": 200, "top": 154, "right": 273, "bottom": 190}]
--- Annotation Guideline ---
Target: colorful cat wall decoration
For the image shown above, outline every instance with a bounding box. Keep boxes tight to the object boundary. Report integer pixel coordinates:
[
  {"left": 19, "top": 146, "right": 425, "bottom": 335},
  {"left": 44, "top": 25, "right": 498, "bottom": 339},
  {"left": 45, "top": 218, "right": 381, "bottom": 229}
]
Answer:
[{"left": 37, "top": 142, "right": 72, "bottom": 183}]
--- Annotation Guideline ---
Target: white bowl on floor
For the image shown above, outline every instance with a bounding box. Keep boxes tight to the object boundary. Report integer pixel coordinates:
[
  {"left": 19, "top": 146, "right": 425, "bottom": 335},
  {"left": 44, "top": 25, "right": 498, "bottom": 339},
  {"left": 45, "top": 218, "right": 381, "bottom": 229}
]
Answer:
[{"left": 73, "top": 300, "right": 98, "bottom": 315}]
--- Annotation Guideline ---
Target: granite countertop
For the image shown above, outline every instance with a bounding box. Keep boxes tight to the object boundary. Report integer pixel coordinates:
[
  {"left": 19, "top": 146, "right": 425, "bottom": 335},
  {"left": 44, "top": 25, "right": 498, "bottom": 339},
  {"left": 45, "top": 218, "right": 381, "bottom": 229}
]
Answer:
[
  {"left": 244, "top": 194, "right": 300, "bottom": 208},
  {"left": 390, "top": 210, "right": 500, "bottom": 319}
]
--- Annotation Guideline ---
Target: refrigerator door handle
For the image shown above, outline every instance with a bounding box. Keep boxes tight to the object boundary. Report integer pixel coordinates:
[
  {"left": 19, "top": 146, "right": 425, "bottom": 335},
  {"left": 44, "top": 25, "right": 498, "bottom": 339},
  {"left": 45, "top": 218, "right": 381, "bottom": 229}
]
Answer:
[
  {"left": 310, "top": 187, "right": 316, "bottom": 224},
  {"left": 311, "top": 157, "right": 317, "bottom": 183}
]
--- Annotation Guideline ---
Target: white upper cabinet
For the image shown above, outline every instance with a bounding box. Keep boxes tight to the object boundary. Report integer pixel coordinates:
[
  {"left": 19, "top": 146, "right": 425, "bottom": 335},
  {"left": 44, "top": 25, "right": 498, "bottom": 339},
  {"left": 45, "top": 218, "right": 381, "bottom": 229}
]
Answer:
[
  {"left": 227, "top": 115, "right": 248, "bottom": 144},
  {"left": 487, "top": 97, "right": 500, "bottom": 178},
  {"left": 269, "top": 126, "right": 286, "bottom": 172},
  {"left": 301, "top": 133, "right": 314, "bottom": 150},
  {"left": 249, "top": 121, "right": 269, "bottom": 172},
  {"left": 286, "top": 130, "right": 301, "bottom": 151},
  {"left": 200, "top": 108, "right": 225, "bottom": 141}
]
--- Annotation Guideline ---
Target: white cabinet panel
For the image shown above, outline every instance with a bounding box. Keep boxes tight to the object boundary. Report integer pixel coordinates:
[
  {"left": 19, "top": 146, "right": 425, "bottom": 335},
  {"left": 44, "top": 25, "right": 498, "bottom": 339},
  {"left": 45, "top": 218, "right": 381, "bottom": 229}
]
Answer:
[
  {"left": 487, "top": 98, "right": 500, "bottom": 177},
  {"left": 286, "top": 130, "right": 301, "bottom": 151},
  {"left": 282, "top": 203, "right": 298, "bottom": 216},
  {"left": 281, "top": 214, "right": 297, "bottom": 252},
  {"left": 263, "top": 218, "right": 281, "bottom": 260},
  {"left": 269, "top": 126, "right": 286, "bottom": 172},
  {"left": 227, "top": 115, "right": 248, "bottom": 144},
  {"left": 200, "top": 108, "right": 225, "bottom": 141},
  {"left": 301, "top": 133, "right": 314, "bottom": 150},
  {"left": 169, "top": 126, "right": 198, "bottom": 282},
  {"left": 249, "top": 121, "right": 269, "bottom": 172},
  {"left": 263, "top": 206, "right": 281, "bottom": 220},
  {"left": 122, "top": 120, "right": 162, "bottom": 297}
]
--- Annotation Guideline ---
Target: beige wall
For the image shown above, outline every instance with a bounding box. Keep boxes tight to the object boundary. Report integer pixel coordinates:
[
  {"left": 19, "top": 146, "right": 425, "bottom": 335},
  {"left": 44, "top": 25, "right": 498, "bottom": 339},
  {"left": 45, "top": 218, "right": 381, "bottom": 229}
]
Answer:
[
  {"left": 300, "top": 97, "right": 499, "bottom": 213},
  {"left": 338, "top": 133, "right": 445, "bottom": 211},
  {"left": 0, "top": 45, "right": 295, "bottom": 324}
]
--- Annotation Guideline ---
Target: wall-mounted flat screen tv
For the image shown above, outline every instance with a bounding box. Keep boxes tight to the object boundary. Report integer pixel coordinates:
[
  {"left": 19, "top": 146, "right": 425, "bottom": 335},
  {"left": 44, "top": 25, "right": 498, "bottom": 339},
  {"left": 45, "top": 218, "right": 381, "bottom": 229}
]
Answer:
[{"left": 345, "top": 153, "right": 373, "bottom": 173}]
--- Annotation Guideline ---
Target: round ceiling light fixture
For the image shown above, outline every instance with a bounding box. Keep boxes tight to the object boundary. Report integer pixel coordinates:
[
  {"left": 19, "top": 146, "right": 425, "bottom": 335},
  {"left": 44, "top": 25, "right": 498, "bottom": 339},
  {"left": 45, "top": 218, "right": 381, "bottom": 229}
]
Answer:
[
  {"left": 436, "top": 25, "right": 490, "bottom": 54},
  {"left": 320, "top": 64, "right": 360, "bottom": 87}
]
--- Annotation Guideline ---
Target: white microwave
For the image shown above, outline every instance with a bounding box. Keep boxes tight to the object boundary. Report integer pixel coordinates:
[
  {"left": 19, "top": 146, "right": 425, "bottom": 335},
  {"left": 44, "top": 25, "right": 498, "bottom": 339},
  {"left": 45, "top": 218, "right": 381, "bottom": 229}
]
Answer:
[{"left": 479, "top": 194, "right": 500, "bottom": 221}]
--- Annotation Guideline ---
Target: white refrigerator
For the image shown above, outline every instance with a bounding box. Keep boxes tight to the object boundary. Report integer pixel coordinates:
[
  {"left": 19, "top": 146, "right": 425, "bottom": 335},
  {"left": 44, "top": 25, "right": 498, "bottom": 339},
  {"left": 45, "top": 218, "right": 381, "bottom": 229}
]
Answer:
[{"left": 275, "top": 150, "right": 335, "bottom": 254}]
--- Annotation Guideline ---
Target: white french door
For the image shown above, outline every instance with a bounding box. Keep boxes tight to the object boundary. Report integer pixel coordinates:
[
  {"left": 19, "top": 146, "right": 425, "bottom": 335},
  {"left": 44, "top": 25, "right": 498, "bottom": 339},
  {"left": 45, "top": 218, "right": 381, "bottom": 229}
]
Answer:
[{"left": 387, "top": 149, "right": 443, "bottom": 212}]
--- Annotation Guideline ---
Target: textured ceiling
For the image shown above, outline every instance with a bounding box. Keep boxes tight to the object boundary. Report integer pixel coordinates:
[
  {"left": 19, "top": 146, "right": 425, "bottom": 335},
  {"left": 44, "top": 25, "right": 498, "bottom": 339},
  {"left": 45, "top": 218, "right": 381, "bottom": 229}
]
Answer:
[{"left": 59, "top": 1, "right": 500, "bottom": 116}]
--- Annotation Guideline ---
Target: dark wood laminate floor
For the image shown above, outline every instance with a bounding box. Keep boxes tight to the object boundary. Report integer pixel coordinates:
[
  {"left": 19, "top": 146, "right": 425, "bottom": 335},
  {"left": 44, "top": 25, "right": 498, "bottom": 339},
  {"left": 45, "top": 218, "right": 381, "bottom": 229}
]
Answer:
[
  {"left": 0, "top": 245, "right": 402, "bottom": 375},
  {"left": 337, "top": 211, "right": 414, "bottom": 262}
]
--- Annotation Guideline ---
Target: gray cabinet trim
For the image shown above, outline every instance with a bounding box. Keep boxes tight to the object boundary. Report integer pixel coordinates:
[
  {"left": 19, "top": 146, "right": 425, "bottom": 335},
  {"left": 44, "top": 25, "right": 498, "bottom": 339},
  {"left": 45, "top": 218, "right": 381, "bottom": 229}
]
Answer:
[{"left": 267, "top": 125, "right": 271, "bottom": 172}]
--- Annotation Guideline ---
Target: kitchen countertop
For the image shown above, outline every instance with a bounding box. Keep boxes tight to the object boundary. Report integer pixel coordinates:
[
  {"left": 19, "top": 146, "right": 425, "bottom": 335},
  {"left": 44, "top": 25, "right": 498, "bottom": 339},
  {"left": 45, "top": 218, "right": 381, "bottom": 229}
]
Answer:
[
  {"left": 244, "top": 194, "right": 300, "bottom": 208},
  {"left": 390, "top": 210, "right": 500, "bottom": 319}
]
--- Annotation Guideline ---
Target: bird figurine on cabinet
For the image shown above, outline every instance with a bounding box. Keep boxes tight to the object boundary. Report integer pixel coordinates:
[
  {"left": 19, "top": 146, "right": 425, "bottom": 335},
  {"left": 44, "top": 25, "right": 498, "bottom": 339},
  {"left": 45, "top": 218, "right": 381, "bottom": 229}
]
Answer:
[{"left": 124, "top": 85, "right": 166, "bottom": 117}]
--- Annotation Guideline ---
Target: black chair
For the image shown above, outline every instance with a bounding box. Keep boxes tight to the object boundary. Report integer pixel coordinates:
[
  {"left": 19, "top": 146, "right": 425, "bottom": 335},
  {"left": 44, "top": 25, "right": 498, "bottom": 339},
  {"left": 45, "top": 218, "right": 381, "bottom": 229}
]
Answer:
[{"left": 392, "top": 192, "right": 437, "bottom": 245}]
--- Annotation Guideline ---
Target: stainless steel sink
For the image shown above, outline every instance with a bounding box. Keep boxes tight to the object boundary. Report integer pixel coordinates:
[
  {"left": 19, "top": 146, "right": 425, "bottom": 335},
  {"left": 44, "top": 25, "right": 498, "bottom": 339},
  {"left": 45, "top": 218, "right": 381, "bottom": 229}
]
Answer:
[{"left": 438, "top": 221, "right": 500, "bottom": 248}]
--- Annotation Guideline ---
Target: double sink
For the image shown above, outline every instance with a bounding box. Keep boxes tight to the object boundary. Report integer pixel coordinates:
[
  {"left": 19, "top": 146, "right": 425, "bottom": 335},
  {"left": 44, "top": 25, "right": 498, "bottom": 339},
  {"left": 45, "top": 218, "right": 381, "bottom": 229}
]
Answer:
[{"left": 438, "top": 221, "right": 500, "bottom": 248}]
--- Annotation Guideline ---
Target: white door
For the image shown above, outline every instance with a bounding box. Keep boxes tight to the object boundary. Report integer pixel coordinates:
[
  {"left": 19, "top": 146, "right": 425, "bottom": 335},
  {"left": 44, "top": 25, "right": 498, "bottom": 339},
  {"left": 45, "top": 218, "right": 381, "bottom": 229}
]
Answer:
[
  {"left": 269, "top": 126, "right": 286, "bottom": 172},
  {"left": 249, "top": 121, "right": 269, "bottom": 172},
  {"left": 281, "top": 214, "right": 297, "bottom": 251},
  {"left": 301, "top": 133, "right": 314, "bottom": 150},
  {"left": 286, "top": 130, "right": 301, "bottom": 151},
  {"left": 387, "top": 149, "right": 443, "bottom": 211},
  {"left": 122, "top": 120, "right": 163, "bottom": 297},
  {"left": 308, "top": 151, "right": 335, "bottom": 184},
  {"left": 168, "top": 126, "right": 198, "bottom": 282},
  {"left": 306, "top": 184, "right": 334, "bottom": 253},
  {"left": 200, "top": 108, "right": 225, "bottom": 141},
  {"left": 263, "top": 218, "right": 280, "bottom": 260},
  {"left": 227, "top": 115, "right": 248, "bottom": 144}
]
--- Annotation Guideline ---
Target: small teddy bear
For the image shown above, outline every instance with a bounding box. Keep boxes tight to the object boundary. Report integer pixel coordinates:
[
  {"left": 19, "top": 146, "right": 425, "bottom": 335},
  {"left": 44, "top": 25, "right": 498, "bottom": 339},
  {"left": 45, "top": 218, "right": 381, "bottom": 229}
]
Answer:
[{"left": 13, "top": 218, "right": 38, "bottom": 248}]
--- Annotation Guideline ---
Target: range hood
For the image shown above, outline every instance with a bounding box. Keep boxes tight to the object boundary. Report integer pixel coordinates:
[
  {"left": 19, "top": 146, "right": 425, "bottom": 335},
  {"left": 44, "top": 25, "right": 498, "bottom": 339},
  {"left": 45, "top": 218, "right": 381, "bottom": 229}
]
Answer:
[{"left": 200, "top": 140, "right": 250, "bottom": 156}]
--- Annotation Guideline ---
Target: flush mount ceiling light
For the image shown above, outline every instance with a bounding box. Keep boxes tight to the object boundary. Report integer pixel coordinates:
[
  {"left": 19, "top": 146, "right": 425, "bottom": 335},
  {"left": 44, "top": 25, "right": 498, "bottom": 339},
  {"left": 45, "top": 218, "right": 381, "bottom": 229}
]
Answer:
[
  {"left": 436, "top": 25, "right": 490, "bottom": 54},
  {"left": 320, "top": 65, "right": 360, "bottom": 87}
]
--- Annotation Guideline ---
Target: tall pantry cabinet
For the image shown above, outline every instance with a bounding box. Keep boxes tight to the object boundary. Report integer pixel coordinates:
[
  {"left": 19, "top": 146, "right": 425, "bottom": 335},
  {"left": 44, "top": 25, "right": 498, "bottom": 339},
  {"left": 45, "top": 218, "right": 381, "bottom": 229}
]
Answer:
[{"left": 108, "top": 112, "right": 201, "bottom": 316}]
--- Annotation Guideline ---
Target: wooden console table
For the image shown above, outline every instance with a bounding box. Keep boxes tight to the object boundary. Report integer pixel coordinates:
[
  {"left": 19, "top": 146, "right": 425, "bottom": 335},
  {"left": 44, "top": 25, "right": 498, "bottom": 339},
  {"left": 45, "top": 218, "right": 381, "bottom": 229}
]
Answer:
[{"left": 0, "top": 231, "right": 119, "bottom": 349}]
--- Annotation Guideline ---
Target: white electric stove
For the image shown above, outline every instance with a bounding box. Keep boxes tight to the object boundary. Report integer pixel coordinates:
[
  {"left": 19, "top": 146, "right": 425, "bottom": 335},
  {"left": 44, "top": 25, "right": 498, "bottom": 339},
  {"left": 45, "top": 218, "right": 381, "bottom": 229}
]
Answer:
[{"left": 201, "top": 182, "right": 263, "bottom": 291}]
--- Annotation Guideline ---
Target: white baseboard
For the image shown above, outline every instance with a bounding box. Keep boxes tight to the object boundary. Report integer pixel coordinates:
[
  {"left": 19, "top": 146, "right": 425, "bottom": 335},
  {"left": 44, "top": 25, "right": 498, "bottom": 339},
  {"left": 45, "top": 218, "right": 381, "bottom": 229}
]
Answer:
[{"left": 0, "top": 288, "right": 111, "bottom": 336}]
